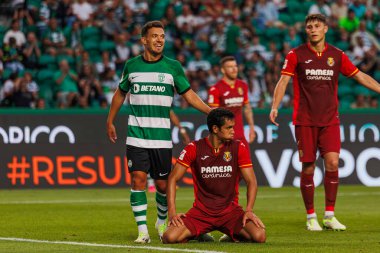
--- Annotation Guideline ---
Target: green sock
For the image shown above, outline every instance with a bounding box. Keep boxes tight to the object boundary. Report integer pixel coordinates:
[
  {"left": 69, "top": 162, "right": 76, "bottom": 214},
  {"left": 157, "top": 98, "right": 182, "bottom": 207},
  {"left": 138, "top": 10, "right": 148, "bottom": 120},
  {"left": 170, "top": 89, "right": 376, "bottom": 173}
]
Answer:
[
  {"left": 130, "top": 189, "right": 148, "bottom": 233},
  {"left": 156, "top": 191, "right": 167, "bottom": 225}
]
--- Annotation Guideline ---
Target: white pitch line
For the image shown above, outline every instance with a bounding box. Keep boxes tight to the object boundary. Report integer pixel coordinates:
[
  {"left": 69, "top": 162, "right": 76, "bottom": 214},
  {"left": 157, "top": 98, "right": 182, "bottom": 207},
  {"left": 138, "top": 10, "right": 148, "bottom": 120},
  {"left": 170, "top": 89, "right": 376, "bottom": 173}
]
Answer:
[
  {"left": 0, "top": 237, "right": 225, "bottom": 253},
  {"left": 0, "top": 191, "right": 379, "bottom": 205}
]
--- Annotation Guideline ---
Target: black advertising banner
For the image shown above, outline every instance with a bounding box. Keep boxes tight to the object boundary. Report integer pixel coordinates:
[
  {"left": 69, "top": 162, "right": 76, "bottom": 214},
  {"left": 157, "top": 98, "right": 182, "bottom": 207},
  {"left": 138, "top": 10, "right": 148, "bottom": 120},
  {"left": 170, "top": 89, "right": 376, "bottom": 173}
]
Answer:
[{"left": 0, "top": 110, "right": 379, "bottom": 189}]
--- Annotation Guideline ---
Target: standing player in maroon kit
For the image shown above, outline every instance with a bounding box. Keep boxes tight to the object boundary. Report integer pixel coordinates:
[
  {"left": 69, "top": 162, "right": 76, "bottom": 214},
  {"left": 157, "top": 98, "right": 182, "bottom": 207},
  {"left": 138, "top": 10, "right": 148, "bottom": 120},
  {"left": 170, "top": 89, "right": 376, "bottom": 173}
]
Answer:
[
  {"left": 270, "top": 14, "right": 380, "bottom": 231},
  {"left": 208, "top": 56, "right": 256, "bottom": 148},
  {"left": 162, "top": 108, "right": 266, "bottom": 243}
]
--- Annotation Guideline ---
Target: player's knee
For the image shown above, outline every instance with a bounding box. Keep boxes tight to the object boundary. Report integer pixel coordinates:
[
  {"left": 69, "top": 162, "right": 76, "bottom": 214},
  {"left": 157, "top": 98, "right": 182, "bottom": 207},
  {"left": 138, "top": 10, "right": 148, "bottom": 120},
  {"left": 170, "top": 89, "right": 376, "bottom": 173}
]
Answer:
[
  {"left": 132, "top": 177, "right": 147, "bottom": 190},
  {"left": 252, "top": 229, "right": 266, "bottom": 243},
  {"left": 325, "top": 159, "right": 339, "bottom": 171},
  {"left": 162, "top": 231, "right": 178, "bottom": 244}
]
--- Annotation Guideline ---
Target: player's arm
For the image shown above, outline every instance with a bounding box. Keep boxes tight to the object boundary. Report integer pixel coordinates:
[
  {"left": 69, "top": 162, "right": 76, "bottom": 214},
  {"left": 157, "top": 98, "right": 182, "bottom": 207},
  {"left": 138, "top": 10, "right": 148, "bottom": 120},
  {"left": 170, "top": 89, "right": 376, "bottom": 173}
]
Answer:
[
  {"left": 170, "top": 110, "right": 190, "bottom": 144},
  {"left": 352, "top": 71, "right": 380, "bottom": 93},
  {"left": 167, "top": 162, "right": 188, "bottom": 227},
  {"left": 106, "top": 88, "right": 126, "bottom": 143},
  {"left": 182, "top": 89, "right": 212, "bottom": 114},
  {"left": 269, "top": 75, "right": 292, "bottom": 126},
  {"left": 243, "top": 102, "right": 256, "bottom": 143}
]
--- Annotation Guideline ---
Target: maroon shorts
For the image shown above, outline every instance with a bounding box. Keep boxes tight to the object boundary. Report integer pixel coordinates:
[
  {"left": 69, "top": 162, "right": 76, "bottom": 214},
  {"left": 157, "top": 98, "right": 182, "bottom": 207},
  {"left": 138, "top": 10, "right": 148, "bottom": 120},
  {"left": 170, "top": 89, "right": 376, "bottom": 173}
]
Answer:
[
  {"left": 295, "top": 125, "right": 340, "bottom": 162},
  {"left": 182, "top": 204, "right": 245, "bottom": 241}
]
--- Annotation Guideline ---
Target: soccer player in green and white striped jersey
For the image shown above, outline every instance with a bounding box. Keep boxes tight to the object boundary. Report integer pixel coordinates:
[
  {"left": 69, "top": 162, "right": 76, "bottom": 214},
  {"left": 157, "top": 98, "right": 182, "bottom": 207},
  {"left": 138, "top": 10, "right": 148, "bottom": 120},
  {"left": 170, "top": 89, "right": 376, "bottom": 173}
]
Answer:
[{"left": 106, "top": 21, "right": 211, "bottom": 244}]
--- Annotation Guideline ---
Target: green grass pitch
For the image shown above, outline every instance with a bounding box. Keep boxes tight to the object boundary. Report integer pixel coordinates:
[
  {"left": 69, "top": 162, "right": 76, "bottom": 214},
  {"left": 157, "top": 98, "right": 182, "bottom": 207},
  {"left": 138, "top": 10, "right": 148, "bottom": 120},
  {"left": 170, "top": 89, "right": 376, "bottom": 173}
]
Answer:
[{"left": 0, "top": 185, "right": 379, "bottom": 253}]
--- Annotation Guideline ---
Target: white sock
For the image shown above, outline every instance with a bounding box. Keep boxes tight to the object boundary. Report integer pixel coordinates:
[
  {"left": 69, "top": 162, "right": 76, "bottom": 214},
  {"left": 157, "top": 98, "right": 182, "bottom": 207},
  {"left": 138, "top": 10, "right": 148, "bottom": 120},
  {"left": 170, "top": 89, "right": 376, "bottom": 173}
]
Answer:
[
  {"left": 307, "top": 212, "right": 317, "bottom": 220},
  {"left": 324, "top": 211, "right": 334, "bottom": 218},
  {"left": 137, "top": 224, "right": 148, "bottom": 234}
]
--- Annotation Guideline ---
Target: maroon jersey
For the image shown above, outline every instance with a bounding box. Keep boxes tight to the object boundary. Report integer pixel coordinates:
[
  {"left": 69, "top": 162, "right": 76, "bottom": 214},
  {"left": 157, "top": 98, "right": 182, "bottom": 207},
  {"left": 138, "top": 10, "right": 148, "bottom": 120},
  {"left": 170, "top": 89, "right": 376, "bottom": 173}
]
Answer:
[
  {"left": 177, "top": 137, "right": 252, "bottom": 215},
  {"left": 208, "top": 79, "right": 249, "bottom": 141},
  {"left": 282, "top": 43, "right": 358, "bottom": 126}
]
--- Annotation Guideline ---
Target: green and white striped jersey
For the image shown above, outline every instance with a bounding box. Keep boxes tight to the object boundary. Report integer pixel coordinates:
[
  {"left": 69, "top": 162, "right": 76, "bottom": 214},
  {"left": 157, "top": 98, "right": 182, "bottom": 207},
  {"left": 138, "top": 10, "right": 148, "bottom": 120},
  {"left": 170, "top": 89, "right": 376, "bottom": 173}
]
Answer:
[{"left": 119, "top": 55, "right": 190, "bottom": 148}]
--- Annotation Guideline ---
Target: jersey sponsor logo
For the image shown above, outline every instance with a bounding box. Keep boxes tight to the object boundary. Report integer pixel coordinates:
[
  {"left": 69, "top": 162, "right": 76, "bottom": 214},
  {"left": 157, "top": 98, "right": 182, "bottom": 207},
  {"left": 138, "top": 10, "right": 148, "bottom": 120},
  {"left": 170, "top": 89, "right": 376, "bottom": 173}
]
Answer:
[
  {"left": 282, "top": 59, "right": 288, "bottom": 69},
  {"left": 133, "top": 83, "right": 166, "bottom": 93},
  {"left": 327, "top": 57, "right": 335, "bottom": 67},
  {"left": 305, "top": 69, "right": 334, "bottom": 80},
  {"left": 201, "top": 165, "right": 232, "bottom": 178},
  {"left": 141, "top": 85, "right": 165, "bottom": 92},
  {"left": 305, "top": 59, "right": 312, "bottom": 63},
  {"left": 224, "top": 97, "right": 244, "bottom": 105},
  {"left": 223, "top": 151, "right": 232, "bottom": 162}
]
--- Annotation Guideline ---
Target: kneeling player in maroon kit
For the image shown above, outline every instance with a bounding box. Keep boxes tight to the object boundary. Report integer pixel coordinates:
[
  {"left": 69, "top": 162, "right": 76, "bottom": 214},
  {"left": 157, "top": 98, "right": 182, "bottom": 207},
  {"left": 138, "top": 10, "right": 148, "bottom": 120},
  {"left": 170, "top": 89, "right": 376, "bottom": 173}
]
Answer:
[{"left": 162, "top": 108, "right": 266, "bottom": 243}]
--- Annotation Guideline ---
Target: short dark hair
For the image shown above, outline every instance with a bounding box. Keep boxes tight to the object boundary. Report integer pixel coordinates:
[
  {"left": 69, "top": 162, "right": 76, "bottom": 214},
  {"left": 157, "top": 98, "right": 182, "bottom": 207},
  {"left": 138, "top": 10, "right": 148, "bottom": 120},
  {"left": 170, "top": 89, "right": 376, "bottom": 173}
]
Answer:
[
  {"left": 141, "top": 21, "right": 164, "bottom": 37},
  {"left": 305, "top": 14, "right": 327, "bottom": 25},
  {"left": 207, "top": 108, "right": 235, "bottom": 132},
  {"left": 220, "top": 56, "right": 236, "bottom": 66}
]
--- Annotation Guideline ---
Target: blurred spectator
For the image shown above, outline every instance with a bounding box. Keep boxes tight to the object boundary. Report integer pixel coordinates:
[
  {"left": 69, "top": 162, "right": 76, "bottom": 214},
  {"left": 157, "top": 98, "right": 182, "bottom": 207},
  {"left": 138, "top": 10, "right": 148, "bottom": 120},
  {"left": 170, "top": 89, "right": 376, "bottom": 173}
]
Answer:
[
  {"left": 3, "top": 20, "right": 26, "bottom": 47},
  {"left": 255, "top": 0, "right": 285, "bottom": 29},
  {"left": 187, "top": 49, "right": 211, "bottom": 74},
  {"left": 348, "top": 0, "right": 366, "bottom": 19},
  {"left": 351, "top": 94, "right": 369, "bottom": 108},
  {"left": 351, "top": 21, "right": 380, "bottom": 52},
  {"left": 284, "top": 26, "right": 302, "bottom": 49},
  {"left": 72, "top": 0, "right": 94, "bottom": 23},
  {"left": 3, "top": 37, "right": 24, "bottom": 73},
  {"left": 339, "top": 8, "right": 360, "bottom": 33},
  {"left": 77, "top": 64, "right": 103, "bottom": 108},
  {"left": 35, "top": 98, "right": 46, "bottom": 109},
  {"left": 131, "top": 0, "right": 149, "bottom": 25},
  {"left": 96, "top": 51, "right": 116, "bottom": 75},
  {"left": 352, "top": 36, "right": 367, "bottom": 65},
  {"left": 209, "top": 19, "right": 226, "bottom": 57},
  {"left": 331, "top": 0, "right": 348, "bottom": 21},
  {"left": 193, "top": 5, "right": 213, "bottom": 39},
  {"left": 65, "top": 21, "right": 83, "bottom": 55},
  {"left": 176, "top": 4, "right": 196, "bottom": 33},
  {"left": 43, "top": 18, "right": 73, "bottom": 56},
  {"left": 0, "top": 72, "right": 20, "bottom": 107},
  {"left": 224, "top": 17, "right": 243, "bottom": 62},
  {"left": 102, "top": 8, "right": 124, "bottom": 40},
  {"left": 357, "top": 46, "right": 378, "bottom": 76},
  {"left": 100, "top": 67, "right": 119, "bottom": 105},
  {"left": 13, "top": 76, "right": 37, "bottom": 108},
  {"left": 36, "top": 0, "right": 53, "bottom": 36},
  {"left": 114, "top": 33, "right": 131, "bottom": 71},
  {"left": 22, "top": 31, "right": 41, "bottom": 69},
  {"left": 245, "top": 35, "right": 267, "bottom": 61},
  {"left": 54, "top": 59, "right": 79, "bottom": 108},
  {"left": 308, "top": 0, "right": 332, "bottom": 17},
  {"left": 56, "top": 0, "right": 76, "bottom": 28},
  {"left": 246, "top": 68, "right": 264, "bottom": 108},
  {"left": 369, "top": 97, "right": 379, "bottom": 108}
]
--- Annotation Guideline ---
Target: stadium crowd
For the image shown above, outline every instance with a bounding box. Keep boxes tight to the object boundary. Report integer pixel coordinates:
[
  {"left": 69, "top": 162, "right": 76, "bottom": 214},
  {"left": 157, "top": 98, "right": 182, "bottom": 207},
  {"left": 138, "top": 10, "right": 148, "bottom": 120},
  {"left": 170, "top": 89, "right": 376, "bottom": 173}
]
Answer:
[{"left": 0, "top": 0, "right": 379, "bottom": 109}]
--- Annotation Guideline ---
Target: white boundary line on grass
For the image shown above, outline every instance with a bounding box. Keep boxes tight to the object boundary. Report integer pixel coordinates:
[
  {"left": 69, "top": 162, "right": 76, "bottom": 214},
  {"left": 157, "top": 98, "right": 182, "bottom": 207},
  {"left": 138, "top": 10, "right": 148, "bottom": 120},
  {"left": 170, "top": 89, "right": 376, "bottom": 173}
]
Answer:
[
  {"left": 0, "top": 237, "right": 226, "bottom": 253},
  {"left": 0, "top": 191, "right": 380, "bottom": 205}
]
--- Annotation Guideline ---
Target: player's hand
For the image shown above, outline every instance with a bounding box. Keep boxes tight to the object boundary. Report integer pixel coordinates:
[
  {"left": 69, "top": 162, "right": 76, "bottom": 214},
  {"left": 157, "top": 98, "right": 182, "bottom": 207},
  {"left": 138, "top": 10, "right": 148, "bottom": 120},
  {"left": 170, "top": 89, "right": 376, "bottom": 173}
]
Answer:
[
  {"left": 168, "top": 213, "right": 186, "bottom": 227},
  {"left": 107, "top": 123, "right": 117, "bottom": 143},
  {"left": 248, "top": 126, "right": 256, "bottom": 143},
  {"left": 243, "top": 211, "right": 265, "bottom": 229},
  {"left": 269, "top": 109, "right": 279, "bottom": 126}
]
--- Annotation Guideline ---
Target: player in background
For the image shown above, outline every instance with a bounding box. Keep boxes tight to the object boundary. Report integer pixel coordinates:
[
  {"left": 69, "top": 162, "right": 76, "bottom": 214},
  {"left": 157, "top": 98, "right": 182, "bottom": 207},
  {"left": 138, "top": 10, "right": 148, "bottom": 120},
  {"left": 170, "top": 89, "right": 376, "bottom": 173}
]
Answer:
[
  {"left": 208, "top": 55, "right": 256, "bottom": 242},
  {"left": 208, "top": 56, "right": 256, "bottom": 148},
  {"left": 106, "top": 21, "right": 211, "bottom": 243},
  {"left": 269, "top": 14, "right": 380, "bottom": 231},
  {"left": 163, "top": 108, "right": 266, "bottom": 244},
  {"left": 147, "top": 109, "right": 190, "bottom": 193}
]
